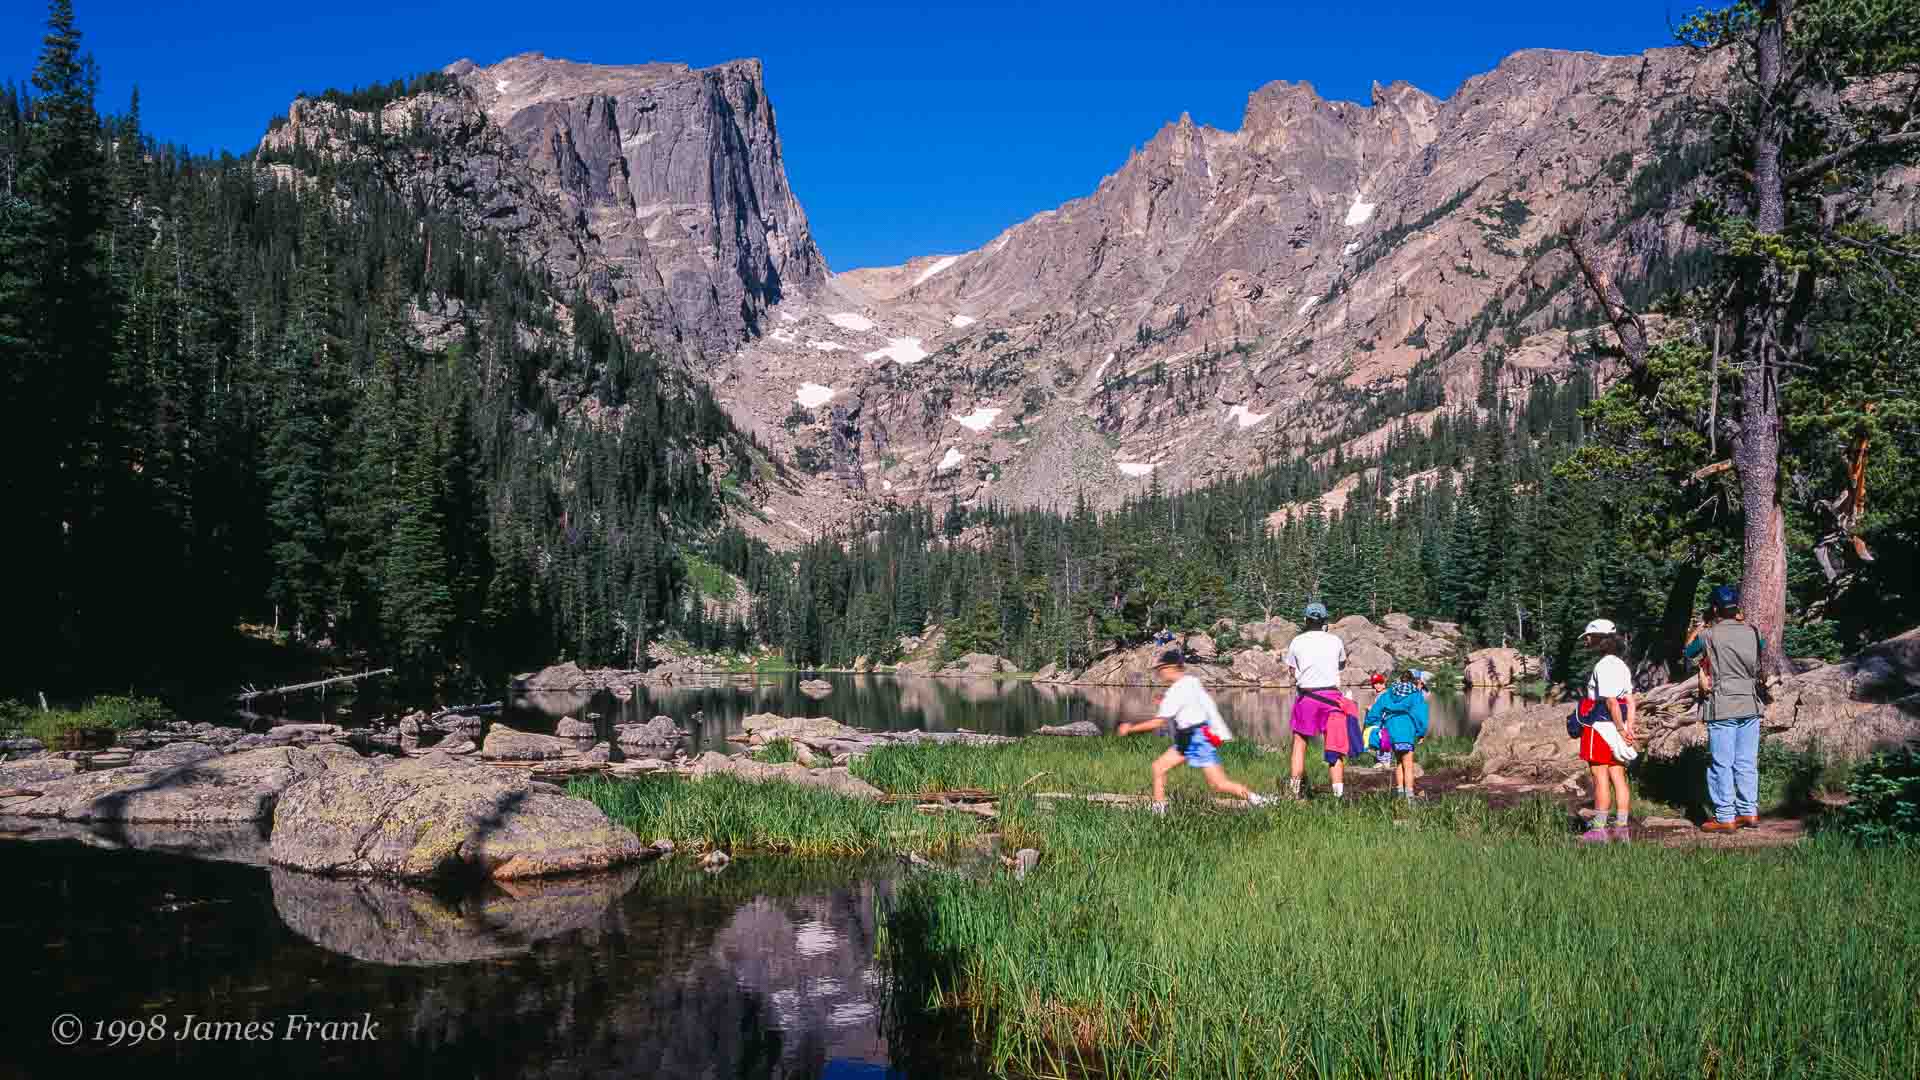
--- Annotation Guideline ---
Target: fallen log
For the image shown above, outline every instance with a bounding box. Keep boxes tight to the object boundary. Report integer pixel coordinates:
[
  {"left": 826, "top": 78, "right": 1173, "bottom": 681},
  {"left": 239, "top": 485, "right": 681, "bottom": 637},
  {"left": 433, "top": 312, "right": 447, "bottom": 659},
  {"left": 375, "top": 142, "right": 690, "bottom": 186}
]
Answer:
[
  {"left": 236, "top": 668, "right": 393, "bottom": 703},
  {"left": 428, "top": 701, "right": 501, "bottom": 725},
  {"left": 0, "top": 787, "right": 43, "bottom": 798}
]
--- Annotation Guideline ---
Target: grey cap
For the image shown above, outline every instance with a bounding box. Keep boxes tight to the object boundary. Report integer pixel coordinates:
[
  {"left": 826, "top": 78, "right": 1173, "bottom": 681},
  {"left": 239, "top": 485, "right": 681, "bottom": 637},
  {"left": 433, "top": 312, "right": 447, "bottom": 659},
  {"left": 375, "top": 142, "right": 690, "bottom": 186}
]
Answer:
[
  {"left": 1304, "top": 602, "right": 1329, "bottom": 620},
  {"left": 1155, "top": 648, "right": 1186, "bottom": 668}
]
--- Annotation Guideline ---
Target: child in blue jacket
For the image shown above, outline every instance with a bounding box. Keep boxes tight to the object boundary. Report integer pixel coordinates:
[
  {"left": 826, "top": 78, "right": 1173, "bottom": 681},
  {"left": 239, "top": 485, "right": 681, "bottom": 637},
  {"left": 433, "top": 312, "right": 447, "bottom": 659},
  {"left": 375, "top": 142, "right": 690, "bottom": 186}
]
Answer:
[{"left": 1364, "top": 671, "right": 1431, "bottom": 800}]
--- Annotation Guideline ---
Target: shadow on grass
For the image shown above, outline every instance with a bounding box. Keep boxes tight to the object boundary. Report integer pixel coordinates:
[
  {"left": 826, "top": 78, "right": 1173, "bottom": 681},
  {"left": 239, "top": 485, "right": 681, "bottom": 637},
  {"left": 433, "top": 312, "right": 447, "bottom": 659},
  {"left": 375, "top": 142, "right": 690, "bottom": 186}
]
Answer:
[{"left": 1635, "top": 742, "right": 1833, "bottom": 824}]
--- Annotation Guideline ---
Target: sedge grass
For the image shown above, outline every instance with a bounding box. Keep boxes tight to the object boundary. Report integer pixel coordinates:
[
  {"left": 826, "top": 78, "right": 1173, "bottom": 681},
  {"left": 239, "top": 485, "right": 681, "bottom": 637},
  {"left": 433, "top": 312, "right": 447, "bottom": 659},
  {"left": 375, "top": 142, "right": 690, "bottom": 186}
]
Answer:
[
  {"left": 891, "top": 792, "right": 1920, "bottom": 1080},
  {"left": 570, "top": 774, "right": 983, "bottom": 856}
]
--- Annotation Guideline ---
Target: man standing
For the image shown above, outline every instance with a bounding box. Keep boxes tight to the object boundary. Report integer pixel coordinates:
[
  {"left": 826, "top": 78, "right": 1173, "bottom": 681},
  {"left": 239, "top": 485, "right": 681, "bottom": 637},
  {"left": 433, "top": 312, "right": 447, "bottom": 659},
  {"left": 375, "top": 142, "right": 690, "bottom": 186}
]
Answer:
[
  {"left": 1117, "top": 649, "right": 1269, "bottom": 815},
  {"left": 1686, "top": 586, "right": 1768, "bottom": 832},
  {"left": 1283, "top": 602, "right": 1349, "bottom": 799}
]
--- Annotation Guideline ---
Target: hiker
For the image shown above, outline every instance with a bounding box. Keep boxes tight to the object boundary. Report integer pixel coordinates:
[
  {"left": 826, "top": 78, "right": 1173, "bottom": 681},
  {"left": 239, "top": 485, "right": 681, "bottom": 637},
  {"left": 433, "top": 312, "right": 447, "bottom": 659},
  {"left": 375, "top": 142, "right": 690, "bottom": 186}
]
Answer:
[
  {"left": 1117, "top": 649, "right": 1268, "bottom": 815},
  {"left": 1283, "top": 602, "right": 1352, "bottom": 798},
  {"left": 1685, "top": 585, "right": 1768, "bottom": 832},
  {"left": 1365, "top": 670, "right": 1431, "bottom": 800},
  {"left": 1575, "top": 618, "right": 1638, "bottom": 843}
]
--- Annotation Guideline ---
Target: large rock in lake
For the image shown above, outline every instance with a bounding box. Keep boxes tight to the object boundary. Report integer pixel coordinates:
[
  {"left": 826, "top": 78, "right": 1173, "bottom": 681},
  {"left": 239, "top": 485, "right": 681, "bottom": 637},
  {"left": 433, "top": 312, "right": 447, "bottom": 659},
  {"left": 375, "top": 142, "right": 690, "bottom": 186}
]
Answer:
[
  {"left": 616, "top": 716, "right": 685, "bottom": 746},
  {"left": 1230, "top": 646, "right": 1291, "bottom": 686},
  {"left": 1466, "top": 647, "right": 1539, "bottom": 687},
  {"left": 941, "top": 653, "right": 1016, "bottom": 676},
  {"left": 519, "top": 661, "right": 588, "bottom": 690},
  {"left": 269, "top": 756, "right": 644, "bottom": 879},
  {"left": 480, "top": 726, "right": 583, "bottom": 761},
  {"left": 686, "top": 751, "right": 883, "bottom": 800},
  {"left": 0, "top": 747, "right": 326, "bottom": 822}
]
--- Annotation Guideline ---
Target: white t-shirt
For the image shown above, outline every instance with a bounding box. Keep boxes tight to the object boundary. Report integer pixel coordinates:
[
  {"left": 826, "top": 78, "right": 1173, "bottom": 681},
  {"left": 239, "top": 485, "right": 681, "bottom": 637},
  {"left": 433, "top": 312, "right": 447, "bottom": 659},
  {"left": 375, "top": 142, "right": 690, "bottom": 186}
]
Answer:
[
  {"left": 1284, "top": 630, "right": 1346, "bottom": 689},
  {"left": 1588, "top": 655, "right": 1633, "bottom": 700},
  {"left": 1155, "top": 674, "right": 1218, "bottom": 731}
]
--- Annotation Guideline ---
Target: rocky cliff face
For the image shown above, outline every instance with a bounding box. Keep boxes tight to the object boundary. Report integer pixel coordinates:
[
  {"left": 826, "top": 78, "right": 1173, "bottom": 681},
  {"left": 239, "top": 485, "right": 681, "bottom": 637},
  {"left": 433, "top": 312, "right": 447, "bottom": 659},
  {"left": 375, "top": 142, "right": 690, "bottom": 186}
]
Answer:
[{"left": 260, "top": 53, "right": 824, "bottom": 358}]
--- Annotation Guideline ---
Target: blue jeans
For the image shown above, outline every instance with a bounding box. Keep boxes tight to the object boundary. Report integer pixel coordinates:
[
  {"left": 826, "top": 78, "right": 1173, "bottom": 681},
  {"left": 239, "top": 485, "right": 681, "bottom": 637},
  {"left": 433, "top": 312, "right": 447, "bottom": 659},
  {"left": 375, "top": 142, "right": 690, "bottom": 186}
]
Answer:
[{"left": 1706, "top": 715, "right": 1761, "bottom": 823}]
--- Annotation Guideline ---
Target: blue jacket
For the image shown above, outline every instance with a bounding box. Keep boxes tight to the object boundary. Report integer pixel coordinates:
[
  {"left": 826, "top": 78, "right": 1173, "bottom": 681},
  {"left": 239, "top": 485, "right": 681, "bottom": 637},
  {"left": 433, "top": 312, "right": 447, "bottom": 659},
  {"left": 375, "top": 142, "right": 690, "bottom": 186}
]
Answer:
[{"left": 1365, "top": 684, "right": 1430, "bottom": 748}]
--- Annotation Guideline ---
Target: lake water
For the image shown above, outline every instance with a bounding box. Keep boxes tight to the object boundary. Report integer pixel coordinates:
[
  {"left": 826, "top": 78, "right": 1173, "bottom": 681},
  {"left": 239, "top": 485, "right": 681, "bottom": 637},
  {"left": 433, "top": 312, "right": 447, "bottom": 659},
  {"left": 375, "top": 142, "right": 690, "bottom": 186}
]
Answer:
[
  {"left": 498, "top": 673, "right": 1522, "bottom": 755},
  {"left": 0, "top": 834, "right": 987, "bottom": 1079}
]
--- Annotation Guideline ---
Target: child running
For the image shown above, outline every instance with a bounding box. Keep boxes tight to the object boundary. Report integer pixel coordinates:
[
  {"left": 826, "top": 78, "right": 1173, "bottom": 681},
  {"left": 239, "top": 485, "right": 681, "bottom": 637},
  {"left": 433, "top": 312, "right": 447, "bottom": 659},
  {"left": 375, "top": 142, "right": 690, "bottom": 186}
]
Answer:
[
  {"left": 1364, "top": 670, "right": 1431, "bottom": 800},
  {"left": 1576, "top": 618, "right": 1639, "bottom": 843},
  {"left": 1283, "top": 602, "right": 1350, "bottom": 798},
  {"left": 1117, "top": 649, "right": 1269, "bottom": 815}
]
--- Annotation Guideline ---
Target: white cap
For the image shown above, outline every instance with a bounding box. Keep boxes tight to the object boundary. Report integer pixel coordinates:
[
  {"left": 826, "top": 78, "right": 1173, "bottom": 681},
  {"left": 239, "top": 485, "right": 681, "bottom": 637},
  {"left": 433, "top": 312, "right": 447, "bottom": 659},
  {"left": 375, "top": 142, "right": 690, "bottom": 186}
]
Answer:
[{"left": 1583, "top": 618, "right": 1618, "bottom": 636}]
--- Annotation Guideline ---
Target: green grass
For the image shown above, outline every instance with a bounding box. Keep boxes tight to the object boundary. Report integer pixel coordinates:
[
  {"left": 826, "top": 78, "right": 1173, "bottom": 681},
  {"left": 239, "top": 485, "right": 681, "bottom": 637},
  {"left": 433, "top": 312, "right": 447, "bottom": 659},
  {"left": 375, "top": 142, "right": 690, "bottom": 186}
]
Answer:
[
  {"left": 569, "top": 774, "right": 984, "bottom": 856},
  {"left": 889, "top": 793, "right": 1920, "bottom": 1080},
  {"left": 750, "top": 738, "right": 798, "bottom": 764},
  {"left": 3, "top": 694, "right": 174, "bottom": 747},
  {"left": 681, "top": 554, "right": 736, "bottom": 602},
  {"left": 854, "top": 735, "right": 1476, "bottom": 797}
]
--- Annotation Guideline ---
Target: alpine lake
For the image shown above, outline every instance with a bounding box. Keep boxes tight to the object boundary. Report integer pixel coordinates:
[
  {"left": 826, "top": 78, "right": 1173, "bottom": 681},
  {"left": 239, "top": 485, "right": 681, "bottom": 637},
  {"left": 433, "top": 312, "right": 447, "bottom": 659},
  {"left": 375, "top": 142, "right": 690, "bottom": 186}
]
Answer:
[{"left": 0, "top": 674, "right": 1514, "bottom": 1078}]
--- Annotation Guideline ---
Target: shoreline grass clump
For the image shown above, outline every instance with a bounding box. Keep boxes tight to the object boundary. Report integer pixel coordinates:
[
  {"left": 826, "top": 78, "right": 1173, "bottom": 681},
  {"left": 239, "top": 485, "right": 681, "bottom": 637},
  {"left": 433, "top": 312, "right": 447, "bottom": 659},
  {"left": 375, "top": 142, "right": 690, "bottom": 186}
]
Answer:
[
  {"left": 889, "top": 794, "right": 1920, "bottom": 1080},
  {"left": 569, "top": 774, "right": 983, "bottom": 856},
  {"left": 2, "top": 694, "right": 174, "bottom": 747}
]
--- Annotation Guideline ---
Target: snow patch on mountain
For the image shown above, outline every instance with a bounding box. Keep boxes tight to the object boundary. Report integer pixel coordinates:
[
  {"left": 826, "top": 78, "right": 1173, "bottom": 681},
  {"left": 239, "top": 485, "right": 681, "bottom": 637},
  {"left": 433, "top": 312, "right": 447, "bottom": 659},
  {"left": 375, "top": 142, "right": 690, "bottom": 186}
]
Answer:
[
  {"left": 864, "top": 338, "right": 928, "bottom": 365},
  {"left": 950, "top": 314, "right": 977, "bottom": 328},
  {"left": 1345, "top": 198, "right": 1376, "bottom": 227},
  {"left": 913, "top": 255, "right": 961, "bottom": 287},
  {"left": 829, "top": 312, "right": 876, "bottom": 332},
  {"left": 795, "top": 383, "right": 836, "bottom": 408},
  {"left": 1116, "top": 461, "right": 1157, "bottom": 477},
  {"left": 937, "top": 447, "right": 965, "bottom": 472},
  {"left": 953, "top": 406, "right": 1001, "bottom": 433},
  {"left": 809, "top": 340, "right": 846, "bottom": 352},
  {"left": 1226, "top": 404, "right": 1270, "bottom": 429}
]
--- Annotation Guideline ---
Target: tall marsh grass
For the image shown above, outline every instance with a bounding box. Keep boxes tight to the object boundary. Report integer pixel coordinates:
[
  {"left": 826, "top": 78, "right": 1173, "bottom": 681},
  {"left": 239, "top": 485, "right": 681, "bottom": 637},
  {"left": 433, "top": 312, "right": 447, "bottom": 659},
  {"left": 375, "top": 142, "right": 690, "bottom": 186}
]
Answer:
[
  {"left": 890, "top": 794, "right": 1920, "bottom": 1079},
  {"left": 570, "top": 774, "right": 983, "bottom": 856}
]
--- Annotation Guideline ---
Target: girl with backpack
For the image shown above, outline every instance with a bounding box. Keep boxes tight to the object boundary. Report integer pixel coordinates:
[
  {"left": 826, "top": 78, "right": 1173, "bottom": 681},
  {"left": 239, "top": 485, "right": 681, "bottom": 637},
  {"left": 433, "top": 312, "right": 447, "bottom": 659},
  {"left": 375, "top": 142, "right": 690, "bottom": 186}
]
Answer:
[
  {"left": 1575, "top": 619, "right": 1639, "bottom": 843},
  {"left": 1363, "top": 670, "right": 1430, "bottom": 800}
]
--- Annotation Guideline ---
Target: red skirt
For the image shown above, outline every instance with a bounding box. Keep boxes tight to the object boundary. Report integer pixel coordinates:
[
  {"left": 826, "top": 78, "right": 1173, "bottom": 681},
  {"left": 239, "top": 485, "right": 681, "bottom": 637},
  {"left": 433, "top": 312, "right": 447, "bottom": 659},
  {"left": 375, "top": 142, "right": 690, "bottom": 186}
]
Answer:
[{"left": 1579, "top": 724, "right": 1621, "bottom": 767}]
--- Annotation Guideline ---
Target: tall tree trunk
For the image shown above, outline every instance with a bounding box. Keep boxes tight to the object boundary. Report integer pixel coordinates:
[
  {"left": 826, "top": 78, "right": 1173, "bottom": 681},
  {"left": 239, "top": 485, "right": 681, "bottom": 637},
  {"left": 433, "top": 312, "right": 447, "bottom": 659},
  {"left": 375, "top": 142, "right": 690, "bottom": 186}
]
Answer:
[{"left": 1733, "top": 2, "right": 1793, "bottom": 674}]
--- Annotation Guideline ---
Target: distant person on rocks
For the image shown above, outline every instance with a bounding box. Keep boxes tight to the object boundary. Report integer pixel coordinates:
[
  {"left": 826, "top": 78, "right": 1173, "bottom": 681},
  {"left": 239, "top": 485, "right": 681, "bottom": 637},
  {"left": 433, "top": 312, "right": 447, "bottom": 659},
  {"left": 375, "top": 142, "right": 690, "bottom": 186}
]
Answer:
[
  {"left": 1117, "top": 649, "right": 1268, "bottom": 815},
  {"left": 1685, "top": 586, "right": 1768, "bottom": 833},
  {"left": 1364, "top": 669, "right": 1431, "bottom": 800},
  {"left": 1575, "top": 619, "right": 1638, "bottom": 844},
  {"left": 1283, "top": 602, "right": 1352, "bottom": 799}
]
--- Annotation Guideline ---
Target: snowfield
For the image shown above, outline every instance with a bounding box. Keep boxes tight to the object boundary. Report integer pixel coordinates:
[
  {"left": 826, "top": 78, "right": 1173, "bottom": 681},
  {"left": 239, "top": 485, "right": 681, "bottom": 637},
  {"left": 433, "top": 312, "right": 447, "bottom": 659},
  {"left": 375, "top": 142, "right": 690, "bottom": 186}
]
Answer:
[
  {"left": 1345, "top": 198, "right": 1376, "bottom": 227},
  {"left": 950, "top": 314, "right": 977, "bottom": 328},
  {"left": 795, "top": 383, "right": 835, "bottom": 409},
  {"left": 1227, "top": 404, "right": 1270, "bottom": 429},
  {"left": 809, "top": 340, "right": 847, "bottom": 352},
  {"left": 829, "top": 312, "right": 876, "bottom": 332},
  {"left": 953, "top": 406, "right": 1001, "bottom": 432},
  {"left": 863, "top": 337, "right": 928, "bottom": 365},
  {"left": 913, "top": 255, "right": 961, "bottom": 287},
  {"left": 1116, "top": 462, "right": 1157, "bottom": 477},
  {"left": 937, "top": 447, "right": 965, "bottom": 472}
]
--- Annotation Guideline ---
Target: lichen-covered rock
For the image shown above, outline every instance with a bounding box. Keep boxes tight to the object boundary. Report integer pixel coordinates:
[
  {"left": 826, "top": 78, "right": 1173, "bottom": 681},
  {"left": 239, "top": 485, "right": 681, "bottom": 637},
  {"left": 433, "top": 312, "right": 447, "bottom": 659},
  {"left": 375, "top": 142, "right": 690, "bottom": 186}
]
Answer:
[
  {"left": 1230, "top": 646, "right": 1290, "bottom": 686},
  {"left": 269, "top": 756, "right": 643, "bottom": 879},
  {"left": 798, "top": 678, "right": 834, "bottom": 698},
  {"left": 615, "top": 716, "right": 685, "bottom": 746},
  {"left": 554, "top": 717, "right": 598, "bottom": 739},
  {"left": 741, "top": 713, "right": 864, "bottom": 745},
  {"left": 1036, "top": 721, "right": 1102, "bottom": 737},
  {"left": 0, "top": 747, "right": 326, "bottom": 823},
  {"left": 134, "top": 742, "right": 223, "bottom": 769},
  {"left": 480, "top": 726, "right": 582, "bottom": 761},
  {"left": 1466, "top": 647, "right": 1538, "bottom": 687},
  {"left": 941, "top": 653, "right": 1016, "bottom": 676},
  {"left": 519, "top": 661, "right": 588, "bottom": 691},
  {"left": 0, "top": 756, "right": 82, "bottom": 787},
  {"left": 1184, "top": 633, "right": 1218, "bottom": 660},
  {"left": 686, "top": 751, "right": 883, "bottom": 800},
  {"left": 1033, "top": 663, "right": 1062, "bottom": 683}
]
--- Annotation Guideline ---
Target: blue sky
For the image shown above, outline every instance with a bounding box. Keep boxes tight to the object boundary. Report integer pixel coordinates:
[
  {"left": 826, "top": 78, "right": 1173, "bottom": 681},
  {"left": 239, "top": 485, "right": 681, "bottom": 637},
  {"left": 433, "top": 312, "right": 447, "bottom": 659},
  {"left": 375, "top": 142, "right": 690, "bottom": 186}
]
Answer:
[{"left": 2, "top": 1, "right": 1680, "bottom": 269}]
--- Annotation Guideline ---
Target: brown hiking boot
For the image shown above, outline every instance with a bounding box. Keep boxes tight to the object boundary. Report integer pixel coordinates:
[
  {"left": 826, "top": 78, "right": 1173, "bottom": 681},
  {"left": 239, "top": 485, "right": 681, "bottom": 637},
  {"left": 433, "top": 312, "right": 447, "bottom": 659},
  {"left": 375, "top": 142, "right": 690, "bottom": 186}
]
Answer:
[
  {"left": 1701, "top": 820, "right": 1739, "bottom": 834},
  {"left": 1735, "top": 815, "right": 1761, "bottom": 829}
]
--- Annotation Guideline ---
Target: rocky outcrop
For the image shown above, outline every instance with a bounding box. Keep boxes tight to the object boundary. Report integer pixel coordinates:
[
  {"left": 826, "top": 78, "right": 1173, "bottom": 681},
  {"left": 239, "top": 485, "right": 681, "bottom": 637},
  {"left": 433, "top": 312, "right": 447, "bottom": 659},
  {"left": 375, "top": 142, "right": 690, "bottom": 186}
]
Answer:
[
  {"left": 269, "top": 756, "right": 644, "bottom": 879},
  {"left": 260, "top": 54, "right": 823, "bottom": 358},
  {"left": 1036, "top": 721, "right": 1102, "bottom": 737},
  {"left": 554, "top": 717, "right": 598, "bottom": 739},
  {"left": 941, "top": 653, "right": 1016, "bottom": 677},
  {"left": 519, "top": 661, "right": 589, "bottom": 690},
  {"left": 1466, "top": 647, "right": 1539, "bottom": 687},
  {"left": 1230, "top": 646, "right": 1291, "bottom": 686},
  {"left": 0, "top": 747, "right": 326, "bottom": 823},
  {"left": 616, "top": 716, "right": 686, "bottom": 747},
  {"left": 1073, "top": 643, "right": 1236, "bottom": 686},
  {"left": 798, "top": 678, "right": 835, "bottom": 698},
  {"left": 0, "top": 757, "right": 82, "bottom": 787}
]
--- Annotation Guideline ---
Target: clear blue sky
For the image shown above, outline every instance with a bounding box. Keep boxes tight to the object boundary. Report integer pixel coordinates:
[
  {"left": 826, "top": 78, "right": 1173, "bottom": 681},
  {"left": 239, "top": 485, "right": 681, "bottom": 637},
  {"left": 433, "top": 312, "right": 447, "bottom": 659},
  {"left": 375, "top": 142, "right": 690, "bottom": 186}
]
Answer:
[{"left": 2, "top": 1, "right": 1680, "bottom": 270}]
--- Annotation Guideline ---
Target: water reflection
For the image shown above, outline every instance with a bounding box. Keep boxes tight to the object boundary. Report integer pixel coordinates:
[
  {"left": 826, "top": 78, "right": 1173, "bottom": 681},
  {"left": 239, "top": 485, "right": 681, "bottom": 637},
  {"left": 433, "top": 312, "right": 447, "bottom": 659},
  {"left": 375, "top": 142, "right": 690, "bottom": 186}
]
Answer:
[
  {"left": 0, "top": 840, "right": 977, "bottom": 1078},
  {"left": 500, "top": 674, "right": 1523, "bottom": 753}
]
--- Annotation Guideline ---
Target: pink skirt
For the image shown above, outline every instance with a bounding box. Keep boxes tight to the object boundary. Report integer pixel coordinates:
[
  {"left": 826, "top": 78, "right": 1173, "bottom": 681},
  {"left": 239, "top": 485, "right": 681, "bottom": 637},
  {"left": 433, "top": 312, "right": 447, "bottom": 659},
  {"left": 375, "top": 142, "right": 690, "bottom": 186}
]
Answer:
[{"left": 1291, "top": 691, "right": 1344, "bottom": 741}]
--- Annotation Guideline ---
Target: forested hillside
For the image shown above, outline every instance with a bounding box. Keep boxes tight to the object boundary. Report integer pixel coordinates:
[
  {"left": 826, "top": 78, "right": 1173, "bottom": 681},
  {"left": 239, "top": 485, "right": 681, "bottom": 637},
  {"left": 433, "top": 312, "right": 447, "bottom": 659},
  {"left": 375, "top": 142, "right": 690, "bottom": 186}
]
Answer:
[{"left": 0, "top": 3, "right": 777, "bottom": 694}]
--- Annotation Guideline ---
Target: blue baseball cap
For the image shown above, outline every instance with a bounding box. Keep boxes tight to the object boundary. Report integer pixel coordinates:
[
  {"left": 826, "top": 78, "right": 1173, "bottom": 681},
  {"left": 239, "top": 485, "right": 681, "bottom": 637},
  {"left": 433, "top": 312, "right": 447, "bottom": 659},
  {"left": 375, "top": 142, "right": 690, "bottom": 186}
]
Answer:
[
  {"left": 1304, "top": 602, "right": 1329, "bottom": 619},
  {"left": 1710, "top": 585, "right": 1740, "bottom": 609}
]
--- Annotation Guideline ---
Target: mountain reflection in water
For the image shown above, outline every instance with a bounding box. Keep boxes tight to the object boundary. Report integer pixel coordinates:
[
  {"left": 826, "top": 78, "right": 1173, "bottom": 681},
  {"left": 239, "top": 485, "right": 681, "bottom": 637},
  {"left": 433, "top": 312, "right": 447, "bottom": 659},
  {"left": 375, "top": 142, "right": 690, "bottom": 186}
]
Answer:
[{"left": 0, "top": 836, "right": 983, "bottom": 1078}]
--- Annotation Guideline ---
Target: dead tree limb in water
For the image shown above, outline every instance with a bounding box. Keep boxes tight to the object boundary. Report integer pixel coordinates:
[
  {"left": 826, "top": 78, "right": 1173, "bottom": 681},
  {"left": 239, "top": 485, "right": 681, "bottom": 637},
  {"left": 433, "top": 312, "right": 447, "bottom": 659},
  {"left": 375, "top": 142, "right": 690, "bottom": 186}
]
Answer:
[{"left": 235, "top": 668, "right": 394, "bottom": 703}]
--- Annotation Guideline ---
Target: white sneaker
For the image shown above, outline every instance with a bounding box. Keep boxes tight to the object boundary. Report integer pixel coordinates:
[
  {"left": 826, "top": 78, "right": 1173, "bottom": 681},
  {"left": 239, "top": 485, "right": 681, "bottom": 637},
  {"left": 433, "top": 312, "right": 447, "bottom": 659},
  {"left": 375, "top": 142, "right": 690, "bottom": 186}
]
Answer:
[
  {"left": 1149, "top": 801, "right": 1169, "bottom": 816},
  {"left": 1247, "top": 792, "right": 1269, "bottom": 807}
]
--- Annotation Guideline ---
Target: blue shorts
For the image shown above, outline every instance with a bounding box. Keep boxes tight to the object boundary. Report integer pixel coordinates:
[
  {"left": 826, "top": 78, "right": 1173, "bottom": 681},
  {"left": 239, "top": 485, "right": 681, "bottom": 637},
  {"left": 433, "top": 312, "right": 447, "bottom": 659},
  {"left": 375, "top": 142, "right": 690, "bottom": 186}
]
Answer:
[{"left": 1175, "top": 727, "right": 1221, "bottom": 768}]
